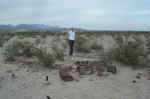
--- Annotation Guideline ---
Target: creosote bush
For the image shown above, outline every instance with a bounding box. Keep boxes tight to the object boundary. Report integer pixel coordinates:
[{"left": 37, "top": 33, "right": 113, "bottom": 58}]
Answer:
[
  {"left": 33, "top": 48, "right": 56, "bottom": 68},
  {"left": 75, "top": 36, "right": 91, "bottom": 53},
  {"left": 109, "top": 39, "right": 143, "bottom": 67},
  {"left": 52, "top": 45, "right": 65, "bottom": 61},
  {"left": 91, "top": 42, "right": 102, "bottom": 50},
  {"left": 3, "top": 40, "right": 62, "bottom": 68},
  {"left": 4, "top": 41, "right": 34, "bottom": 61}
]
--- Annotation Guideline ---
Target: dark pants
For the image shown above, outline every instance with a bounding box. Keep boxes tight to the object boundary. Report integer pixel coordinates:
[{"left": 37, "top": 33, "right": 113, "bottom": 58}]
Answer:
[{"left": 69, "top": 40, "right": 74, "bottom": 56}]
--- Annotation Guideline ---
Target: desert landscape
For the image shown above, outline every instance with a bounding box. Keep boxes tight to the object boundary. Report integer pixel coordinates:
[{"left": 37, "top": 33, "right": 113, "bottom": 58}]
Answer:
[{"left": 0, "top": 30, "right": 150, "bottom": 99}]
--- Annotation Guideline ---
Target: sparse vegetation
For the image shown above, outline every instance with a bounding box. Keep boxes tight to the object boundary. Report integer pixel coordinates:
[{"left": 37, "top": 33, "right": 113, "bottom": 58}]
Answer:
[
  {"left": 0, "top": 33, "right": 14, "bottom": 47},
  {"left": 3, "top": 39, "right": 62, "bottom": 68},
  {"left": 1, "top": 30, "right": 150, "bottom": 69},
  {"left": 52, "top": 46, "right": 65, "bottom": 61},
  {"left": 91, "top": 41, "right": 103, "bottom": 51},
  {"left": 107, "top": 38, "right": 144, "bottom": 68},
  {"left": 75, "top": 36, "right": 91, "bottom": 53},
  {"left": 33, "top": 48, "right": 56, "bottom": 68},
  {"left": 3, "top": 41, "right": 35, "bottom": 61}
]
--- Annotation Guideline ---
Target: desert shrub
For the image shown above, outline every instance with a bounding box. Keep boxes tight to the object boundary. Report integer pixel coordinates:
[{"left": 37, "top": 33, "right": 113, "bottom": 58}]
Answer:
[
  {"left": 0, "top": 37, "right": 4, "bottom": 47},
  {"left": 0, "top": 33, "right": 14, "bottom": 47},
  {"left": 75, "top": 36, "right": 91, "bottom": 53},
  {"left": 33, "top": 48, "right": 56, "bottom": 68},
  {"left": 146, "top": 38, "right": 150, "bottom": 54},
  {"left": 52, "top": 46, "right": 65, "bottom": 61},
  {"left": 91, "top": 42, "right": 103, "bottom": 50},
  {"left": 111, "top": 40, "right": 143, "bottom": 66},
  {"left": 51, "top": 37, "right": 65, "bottom": 61},
  {"left": 4, "top": 41, "right": 34, "bottom": 61}
]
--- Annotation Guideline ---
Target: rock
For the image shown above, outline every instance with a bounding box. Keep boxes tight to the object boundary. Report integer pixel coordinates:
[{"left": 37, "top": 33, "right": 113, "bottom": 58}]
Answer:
[
  {"left": 11, "top": 73, "right": 17, "bottom": 79},
  {"left": 132, "top": 80, "right": 137, "bottom": 83},
  {"left": 46, "top": 96, "right": 51, "bottom": 99},
  {"left": 136, "top": 75, "right": 141, "bottom": 79}
]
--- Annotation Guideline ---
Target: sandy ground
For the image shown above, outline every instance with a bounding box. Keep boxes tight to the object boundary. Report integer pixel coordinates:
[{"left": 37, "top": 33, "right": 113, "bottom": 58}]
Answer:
[{"left": 0, "top": 48, "right": 150, "bottom": 99}]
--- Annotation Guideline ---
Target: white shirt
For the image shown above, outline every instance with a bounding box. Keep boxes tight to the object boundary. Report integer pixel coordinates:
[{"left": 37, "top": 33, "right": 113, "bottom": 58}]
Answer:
[{"left": 68, "top": 30, "right": 75, "bottom": 40}]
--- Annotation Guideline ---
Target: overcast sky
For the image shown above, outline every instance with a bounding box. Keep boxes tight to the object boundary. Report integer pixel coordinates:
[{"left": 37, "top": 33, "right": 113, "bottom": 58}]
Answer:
[{"left": 0, "top": 0, "right": 150, "bottom": 30}]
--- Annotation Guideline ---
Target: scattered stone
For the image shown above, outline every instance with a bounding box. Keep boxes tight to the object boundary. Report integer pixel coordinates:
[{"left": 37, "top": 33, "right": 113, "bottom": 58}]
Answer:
[
  {"left": 11, "top": 73, "right": 17, "bottom": 79},
  {"left": 136, "top": 75, "right": 141, "bottom": 79},
  {"left": 46, "top": 96, "right": 51, "bottom": 99},
  {"left": 132, "top": 80, "right": 137, "bottom": 83}
]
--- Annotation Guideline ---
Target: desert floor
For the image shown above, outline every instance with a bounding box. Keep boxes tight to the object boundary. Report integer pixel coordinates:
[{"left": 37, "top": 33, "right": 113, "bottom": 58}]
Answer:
[{"left": 0, "top": 48, "right": 150, "bottom": 99}]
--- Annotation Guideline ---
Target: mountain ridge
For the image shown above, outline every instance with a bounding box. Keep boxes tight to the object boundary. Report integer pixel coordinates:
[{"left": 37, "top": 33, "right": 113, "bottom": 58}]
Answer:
[{"left": 0, "top": 24, "right": 65, "bottom": 30}]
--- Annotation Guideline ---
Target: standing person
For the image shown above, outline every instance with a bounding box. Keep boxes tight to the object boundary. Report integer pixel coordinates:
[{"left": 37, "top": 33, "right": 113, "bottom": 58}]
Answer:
[{"left": 67, "top": 28, "right": 76, "bottom": 56}]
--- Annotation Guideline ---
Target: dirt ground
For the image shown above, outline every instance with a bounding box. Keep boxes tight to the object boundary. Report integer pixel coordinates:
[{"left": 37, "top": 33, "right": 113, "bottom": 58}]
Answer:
[{"left": 0, "top": 48, "right": 150, "bottom": 99}]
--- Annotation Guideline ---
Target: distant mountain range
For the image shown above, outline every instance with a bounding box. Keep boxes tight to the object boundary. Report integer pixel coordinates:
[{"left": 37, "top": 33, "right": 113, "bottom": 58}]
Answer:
[{"left": 0, "top": 24, "right": 65, "bottom": 30}]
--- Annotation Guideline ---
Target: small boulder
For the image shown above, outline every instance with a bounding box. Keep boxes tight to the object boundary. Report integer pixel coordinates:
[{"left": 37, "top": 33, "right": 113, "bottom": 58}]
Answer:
[
  {"left": 136, "top": 75, "right": 141, "bottom": 79},
  {"left": 11, "top": 73, "right": 17, "bottom": 79},
  {"left": 132, "top": 80, "right": 137, "bottom": 83},
  {"left": 46, "top": 96, "right": 51, "bottom": 99}
]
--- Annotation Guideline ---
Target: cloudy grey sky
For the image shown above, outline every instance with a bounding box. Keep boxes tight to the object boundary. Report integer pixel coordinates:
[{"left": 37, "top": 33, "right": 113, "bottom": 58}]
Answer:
[{"left": 0, "top": 0, "right": 150, "bottom": 30}]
